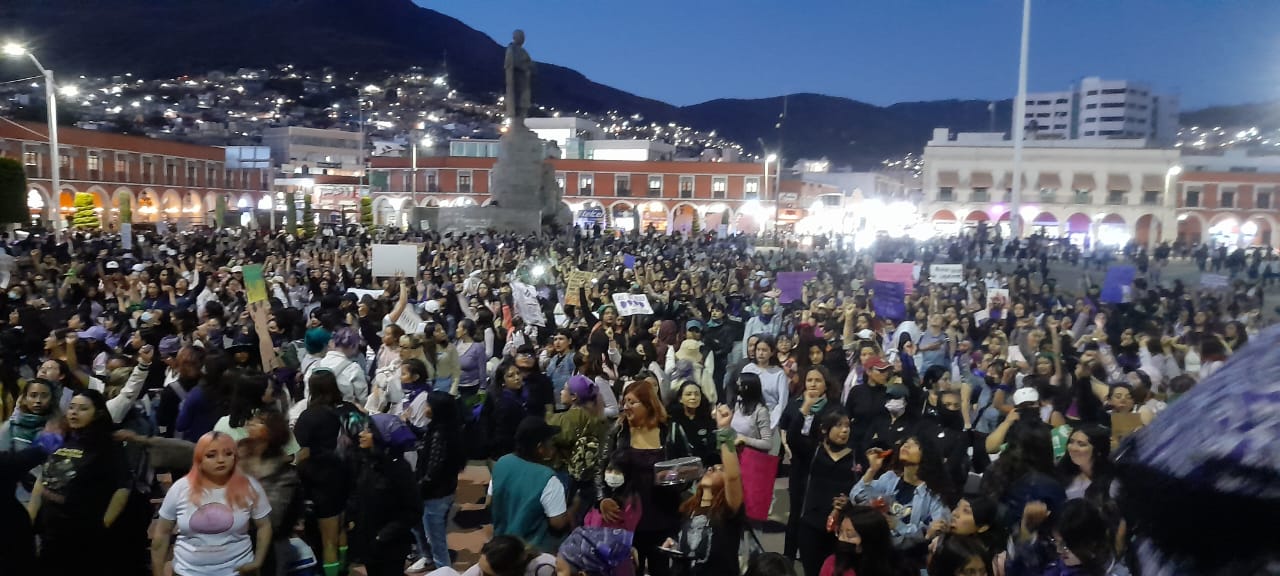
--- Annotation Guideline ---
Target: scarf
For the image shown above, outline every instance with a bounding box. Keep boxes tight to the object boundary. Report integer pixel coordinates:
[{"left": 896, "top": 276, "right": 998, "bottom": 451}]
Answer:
[
  {"left": 810, "top": 396, "right": 828, "bottom": 414},
  {"left": 7, "top": 411, "right": 49, "bottom": 446}
]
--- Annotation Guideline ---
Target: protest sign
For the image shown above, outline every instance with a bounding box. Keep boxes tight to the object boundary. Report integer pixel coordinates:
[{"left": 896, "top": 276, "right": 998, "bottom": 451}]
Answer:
[
  {"left": 1100, "top": 265, "right": 1136, "bottom": 304},
  {"left": 870, "top": 280, "right": 906, "bottom": 321},
  {"left": 612, "top": 293, "right": 654, "bottom": 316},
  {"left": 1111, "top": 413, "right": 1144, "bottom": 451},
  {"left": 510, "top": 281, "right": 546, "bottom": 327},
  {"left": 929, "top": 264, "right": 964, "bottom": 284},
  {"left": 987, "top": 289, "right": 1010, "bottom": 310},
  {"left": 623, "top": 254, "right": 637, "bottom": 269},
  {"left": 1200, "top": 273, "right": 1229, "bottom": 290},
  {"left": 242, "top": 264, "right": 268, "bottom": 304},
  {"left": 564, "top": 270, "right": 597, "bottom": 307},
  {"left": 776, "top": 271, "right": 817, "bottom": 304},
  {"left": 873, "top": 262, "right": 916, "bottom": 294},
  {"left": 371, "top": 244, "right": 419, "bottom": 277}
]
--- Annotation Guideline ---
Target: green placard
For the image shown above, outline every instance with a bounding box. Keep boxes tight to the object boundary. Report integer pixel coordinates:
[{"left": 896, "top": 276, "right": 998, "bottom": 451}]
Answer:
[{"left": 243, "top": 264, "right": 268, "bottom": 304}]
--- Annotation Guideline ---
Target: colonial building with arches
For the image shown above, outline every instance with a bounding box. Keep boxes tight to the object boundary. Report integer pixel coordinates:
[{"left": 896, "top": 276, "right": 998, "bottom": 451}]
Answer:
[
  {"left": 921, "top": 129, "right": 1182, "bottom": 246},
  {"left": 1, "top": 121, "right": 270, "bottom": 230},
  {"left": 367, "top": 155, "right": 771, "bottom": 234}
]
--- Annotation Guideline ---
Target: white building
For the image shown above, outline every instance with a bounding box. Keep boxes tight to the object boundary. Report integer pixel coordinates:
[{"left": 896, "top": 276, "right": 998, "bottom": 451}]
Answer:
[
  {"left": 1023, "top": 77, "right": 1179, "bottom": 144},
  {"left": 261, "top": 126, "right": 365, "bottom": 176},
  {"left": 921, "top": 128, "right": 1182, "bottom": 246},
  {"left": 523, "top": 117, "right": 605, "bottom": 159}
]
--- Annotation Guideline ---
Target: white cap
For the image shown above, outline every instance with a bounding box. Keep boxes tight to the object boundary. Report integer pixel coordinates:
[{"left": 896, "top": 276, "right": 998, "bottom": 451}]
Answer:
[
  {"left": 1012, "top": 387, "right": 1040, "bottom": 406},
  {"left": 131, "top": 263, "right": 146, "bottom": 273},
  {"left": 857, "top": 329, "right": 875, "bottom": 340},
  {"left": 420, "top": 300, "right": 441, "bottom": 314}
]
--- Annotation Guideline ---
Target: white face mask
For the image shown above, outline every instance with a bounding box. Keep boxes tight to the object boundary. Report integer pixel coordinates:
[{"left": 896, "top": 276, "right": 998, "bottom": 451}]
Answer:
[
  {"left": 604, "top": 471, "right": 625, "bottom": 488},
  {"left": 885, "top": 398, "right": 906, "bottom": 416}
]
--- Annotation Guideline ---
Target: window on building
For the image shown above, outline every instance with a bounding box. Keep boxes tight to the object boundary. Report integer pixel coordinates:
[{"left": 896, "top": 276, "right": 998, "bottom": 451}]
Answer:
[
  {"left": 1055, "top": 98, "right": 1069, "bottom": 104},
  {"left": 187, "top": 162, "right": 197, "bottom": 184},
  {"left": 579, "top": 174, "right": 593, "bottom": 196},
  {"left": 1085, "top": 118, "right": 1097, "bottom": 123},
  {"left": 742, "top": 177, "right": 760, "bottom": 200},
  {"left": 1101, "top": 88, "right": 1127, "bottom": 95},
  {"left": 647, "top": 175, "right": 662, "bottom": 197},
  {"left": 1086, "top": 90, "right": 1099, "bottom": 96},
  {"left": 1107, "top": 190, "right": 1126, "bottom": 205},
  {"left": 1036, "top": 100, "right": 1051, "bottom": 105},
  {"left": 59, "top": 153, "right": 70, "bottom": 178},
  {"left": 1257, "top": 190, "right": 1272, "bottom": 209},
  {"left": 87, "top": 152, "right": 101, "bottom": 179},
  {"left": 1228, "top": 166, "right": 1258, "bottom": 173},
  {"left": 1184, "top": 188, "right": 1200, "bottom": 207},
  {"left": 1220, "top": 189, "right": 1235, "bottom": 208},
  {"left": 680, "top": 176, "right": 696, "bottom": 199},
  {"left": 22, "top": 150, "right": 39, "bottom": 177},
  {"left": 165, "top": 160, "right": 177, "bottom": 185},
  {"left": 615, "top": 175, "right": 630, "bottom": 196},
  {"left": 207, "top": 165, "right": 217, "bottom": 187},
  {"left": 1101, "top": 102, "right": 1125, "bottom": 108},
  {"left": 143, "top": 157, "right": 156, "bottom": 184},
  {"left": 426, "top": 171, "right": 439, "bottom": 192},
  {"left": 1055, "top": 111, "right": 1068, "bottom": 117},
  {"left": 458, "top": 170, "right": 472, "bottom": 193},
  {"left": 1084, "top": 131, "right": 1096, "bottom": 136},
  {"left": 938, "top": 187, "right": 954, "bottom": 202},
  {"left": 1053, "top": 124, "right": 1067, "bottom": 130},
  {"left": 556, "top": 172, "right": 566, "bottom": 194},
  {"left": 712, "top": 176, "right": 727, "bottom": 199},
  {"left": 1036, "top": 113, "right": 1050, "bottom": 118},
  {"left": 1073, "top": 190, "right": 1092, "bottom": 204},
  {"left": 1040, "top": 188, "right": 1056, "bottom": 200},
  {"left": 1101, "top": 116, "right": 1124, "bottom": 122},
  {"left": 1099, "top": 130, "right": 1123, "bottom": 136},
  {"left": 1024, "top": 113, "right": 1034, "bottom": 119},
  {"left": 972, "top": 187, "right": 989, "bottom": 202},
  {"left": 117, "top": 157, "right": 129, "bottom": 182},
  {"left": 1142, "top": 190, "right": 1161, "bottom": 205},
  {"left": 1085, "top": 103, "right": 1098, "bottom": 109},
  {"left": 1023, "top": 99, "right": 1034, "bottom": 105}
]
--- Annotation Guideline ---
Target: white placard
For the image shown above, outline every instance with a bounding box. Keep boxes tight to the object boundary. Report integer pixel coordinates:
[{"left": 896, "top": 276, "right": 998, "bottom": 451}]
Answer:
[
  {"left": 120, "top": 223, "right": 133, "bottom": 250},
  {"left": 371, "top": 244, "right": 419, "bottom": 277},
  {"left": 510, "top": 281, "right": 547, "bottom": 327},
  {"left": 930, "top": 264, "right": 964, "bottom": 284},
  {"left": 1007, "top": 345, "right": 1027, "bottom": 365},
  {"left": 612, "top": 293, "right": 654, "bottom": 316}
]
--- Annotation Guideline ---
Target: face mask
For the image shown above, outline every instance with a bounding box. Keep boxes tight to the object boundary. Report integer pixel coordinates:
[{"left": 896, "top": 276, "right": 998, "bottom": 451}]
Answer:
[
  {"left": 885, "top": 398, "right": 906, "bottom": 416},
  {"left": 604, "top": 471, "right": 625, "bottom": 488},
  {"left": 7, "top": 292, "right": 18, "bottom": 300}
]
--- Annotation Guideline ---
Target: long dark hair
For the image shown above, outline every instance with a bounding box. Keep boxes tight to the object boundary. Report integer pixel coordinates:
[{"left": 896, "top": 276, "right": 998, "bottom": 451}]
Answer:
[
  {"left": 736, "top": 372, "right": 764, "bottom": 415},
  {"left": 668, "top": 380, "right": 712, "bottom": 423},
  {"left": 892, "top": 434, "right": 958, "bottom": 507},
  {"left": 227, "top": 369, "right": 270, "bottom": 428},
  {"left": 1057, "top": 423, "right": 1115, "bottom": 497},
  {"left": 927, "top": 535, "right": 988, "bottom": 576},
  {"left": 1055, "top": 499, "right": 1117, "bottom": 575},
  {"left": 66, "top": 389, "right": 115, "bottom": 446},
  {"left": 980, "top": 421, "right": 1055, "bottom": 504},
  {"left": 834, "top": 505, "right": 896, "bottom": 576}
]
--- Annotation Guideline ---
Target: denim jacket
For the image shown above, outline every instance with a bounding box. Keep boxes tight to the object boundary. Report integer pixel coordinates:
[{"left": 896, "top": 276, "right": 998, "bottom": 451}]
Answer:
[{"left": 850, "top": 470, "right": 951, "bottom": 549}]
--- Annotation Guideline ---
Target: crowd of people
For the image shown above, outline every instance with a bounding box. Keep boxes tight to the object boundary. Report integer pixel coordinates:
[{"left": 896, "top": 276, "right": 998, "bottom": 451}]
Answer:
[{"left": 1, "top": 223, "right": 1277, "bottom": 576}]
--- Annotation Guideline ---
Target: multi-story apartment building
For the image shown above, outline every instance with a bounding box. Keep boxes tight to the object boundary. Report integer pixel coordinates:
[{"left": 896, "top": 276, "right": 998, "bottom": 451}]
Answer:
[{"left": 1023, "top": 77, "right": 1179, "bottom": 144}]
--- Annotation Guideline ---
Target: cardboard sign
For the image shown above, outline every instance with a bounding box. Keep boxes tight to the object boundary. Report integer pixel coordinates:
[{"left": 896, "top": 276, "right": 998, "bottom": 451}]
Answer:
[
  {"left": 1200, "top": 273, "right": 1229, "bottom": 290},
  {"left": 873, "top": 262, "right": 916, "bottom": 294},
  {"left": 510, "top": 281, "right": 546, "bottom": 327},
  {"left": 612, "top": 293, "right": 654, "bottom": 316},
  {"left": 564, "top": 270, "right": 597, "bottom": 307},
  {"left": 1111, "top": 412, "right": 1144, "bottom": 450},
  {"left": 776, "top": 271, "right": 817, "bottom": 304},
  {"left": 371, "top": 244, "right": 419, "bottom": 277},
  {"left": 1100, "top": 265, "right": 1136, "bottom": 304},
  {"left": 242, "top": 264, "right": 268, "bottom": 304},
  {"left": 870, "top": 280, "right": 906, "bottom": 321},
  {"left": 930, "top": 264, "right": 964, "bottom": 284}
]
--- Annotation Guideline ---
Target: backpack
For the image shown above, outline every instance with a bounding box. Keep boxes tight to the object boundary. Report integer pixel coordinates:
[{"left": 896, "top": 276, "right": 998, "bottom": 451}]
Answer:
[{"left": 566, "top": 420, "right": 601, "bottom": 482}]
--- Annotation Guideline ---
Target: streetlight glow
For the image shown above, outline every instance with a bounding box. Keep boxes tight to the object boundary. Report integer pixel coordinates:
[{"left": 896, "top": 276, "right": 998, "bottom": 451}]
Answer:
[
  {"left": 1167, "top": 165, "right": 1183, "bottom": 176},
  {"left": 766, "top": 153, "right": 777, "bottom": 163},
  {"left": 2, "top": 42, "right": 26, "bottom": 57},
  {"left": 58, "top": 85, "right": 79, "bottom": 98}
]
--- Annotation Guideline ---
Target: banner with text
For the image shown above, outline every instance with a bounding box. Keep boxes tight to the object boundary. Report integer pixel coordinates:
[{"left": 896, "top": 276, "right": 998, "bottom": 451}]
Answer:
[
  {"left": 929, "top": 264, "right": 964, "bottom": 284},
  {"left": 510, "top": 281, "right": 547, "bottom": 327},
  {"left": 612, "top": 293, "right": 655, "bottom": 316},
  {"left": 870, "top": 280, "right": 906, "bottom": 321},
  {"left": 873, "top": 262, "right": 917, "bottom": 294}
]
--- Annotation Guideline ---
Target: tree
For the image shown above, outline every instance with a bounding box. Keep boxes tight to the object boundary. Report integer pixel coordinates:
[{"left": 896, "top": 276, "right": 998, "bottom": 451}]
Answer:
[
  {"left": 215, "top": 195, "right": 227, "bottom": 229},
  {"left": 302, "top": 194, "right": 315, "bottom": 239},
  {"left": 118, "top": 191, "right": 132, "bottom": 224},
  {"left": 360, "top": 197, "right": 373, "bottom": 227},
  {"left": 0, "top": 157, "right": 27, "bottom": 226},
  {"left": 72, "top": 192, "right": 100, "bottom": 229}
]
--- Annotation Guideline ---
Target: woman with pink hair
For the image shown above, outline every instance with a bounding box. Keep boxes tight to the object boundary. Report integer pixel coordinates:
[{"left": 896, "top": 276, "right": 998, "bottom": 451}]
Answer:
[{"left": 151, "top": 431, "right": 273, "bottom": 576}]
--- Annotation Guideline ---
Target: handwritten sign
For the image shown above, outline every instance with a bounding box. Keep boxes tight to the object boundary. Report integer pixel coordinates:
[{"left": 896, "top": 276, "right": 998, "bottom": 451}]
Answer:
[
  {"left": 873, "top": 262, "right": 916, "bottom": 294},
  {"left": 564, "top": 270, "right": 597, "bottom": 307},
  {"left": 242, "top": 264, "right": 268, "bottom": 304},
  {"left": 612, "top": 293, "right": 654, "bottom": 316},
  {"left": 510, "top": 281, "right": 546, "bottom": 327},
  {"left": 371, "top": 244, "right": 419, "bottom": 277},
  {"left": 870, "top": 280, "right": 906, "bottom": 321},
  {"left": 776, "top": 271, "right": 817, "bottom": 304},
  {"left": 929, "top": 264, "right": 964, "bottom": 284}
]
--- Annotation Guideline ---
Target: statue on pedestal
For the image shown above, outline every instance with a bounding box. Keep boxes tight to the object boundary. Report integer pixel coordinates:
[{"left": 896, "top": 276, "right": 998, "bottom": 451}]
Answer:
[{"left": 504, "top": 29, "right": 533, "bottom": 121}]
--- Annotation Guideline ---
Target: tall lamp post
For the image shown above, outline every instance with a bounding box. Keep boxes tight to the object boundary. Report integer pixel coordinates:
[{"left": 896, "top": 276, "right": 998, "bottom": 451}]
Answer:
[
  {"left": 410, "top": 135, "right": 432, "bottom": 207},
  {"left": 767, "top": 153, "right": 780, "bottom": 236},
  {"left": 4, "top": 42, "right": 60, "bottom": 231}
]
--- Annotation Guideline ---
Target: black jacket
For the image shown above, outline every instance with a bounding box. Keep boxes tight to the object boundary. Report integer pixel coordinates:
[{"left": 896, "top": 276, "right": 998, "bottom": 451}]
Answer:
[{"left": 348, "top": 450, "right": 422, "bottom": 555}]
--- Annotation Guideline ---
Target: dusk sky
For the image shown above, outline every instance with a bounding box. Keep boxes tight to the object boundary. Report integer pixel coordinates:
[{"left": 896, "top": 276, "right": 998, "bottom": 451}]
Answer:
[{"left": 421, "top": 0, "right": 1279, "bottom": 110}]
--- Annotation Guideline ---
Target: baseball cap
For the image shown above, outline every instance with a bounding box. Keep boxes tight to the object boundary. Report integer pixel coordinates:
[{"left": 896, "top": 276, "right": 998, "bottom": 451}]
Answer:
[
  {"left": 420, "top": 300, "right": 441, "bottom": 314},
  {"left": 686, "top": 319, "right": 704, "bottom": 332},
  {"left": 1012, "top": 387, "right": 1040, "bottom": 406},
  {"left": 105, "top": 261, "right": 120, "bottom": 270},
  {"left": 131, "top": 264, "right": 146, "bottom": 273},
  {"left": 76, "top": 325, "right": 108, "bottom": 342},
  {"left": 885, "top": 383, "right": 909, "bottom": 399},
  {"left": 515, "top": 416, "right": 560, "bottom": 450},
  {"left": 856, "top": 329, "right": 876, "bottom": 340},
  {"left": 158, "top": 335, "right": 183, "bottom": 358}
]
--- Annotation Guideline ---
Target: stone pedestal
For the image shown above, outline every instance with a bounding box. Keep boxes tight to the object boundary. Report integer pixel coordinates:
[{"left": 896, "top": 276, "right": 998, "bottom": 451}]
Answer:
[{"left": 489, "top": 125, "right": 546, "bottom": 212}]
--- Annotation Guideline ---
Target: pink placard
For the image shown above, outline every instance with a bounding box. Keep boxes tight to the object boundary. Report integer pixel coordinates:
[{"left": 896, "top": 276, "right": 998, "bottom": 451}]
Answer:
[{"left": 873, "top": 263, "right": 916, "bottom": 294}]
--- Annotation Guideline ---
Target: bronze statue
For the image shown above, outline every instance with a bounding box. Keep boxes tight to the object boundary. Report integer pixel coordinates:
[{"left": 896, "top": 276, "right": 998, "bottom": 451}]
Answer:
[{"left": 504, "top": 29, "right": 533, "bottom": 120}]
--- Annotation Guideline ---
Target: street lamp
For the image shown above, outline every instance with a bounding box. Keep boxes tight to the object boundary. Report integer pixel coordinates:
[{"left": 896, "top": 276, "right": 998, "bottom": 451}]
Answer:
[{"left": 4, "top": 42, "right": 61, "bottom": 231}]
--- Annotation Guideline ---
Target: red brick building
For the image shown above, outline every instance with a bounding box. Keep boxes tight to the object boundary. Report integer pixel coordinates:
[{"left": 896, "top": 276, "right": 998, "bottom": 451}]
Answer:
[
  {"left": 368, "top": 156, "right": 773, "bottom": 233},
  {"left": 1175, "top": 170, "right": 1280, "bottom": 246},
  {"left": 0, "top": 121, "right": 269, "bottom": 228}
]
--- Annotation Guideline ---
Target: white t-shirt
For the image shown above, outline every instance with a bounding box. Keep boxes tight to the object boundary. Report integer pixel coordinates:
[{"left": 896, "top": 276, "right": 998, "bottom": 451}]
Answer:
[{"left": 158, "top": 475, "right": 272, "bottom": 576}]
